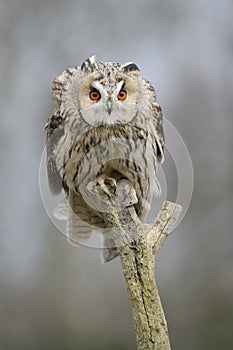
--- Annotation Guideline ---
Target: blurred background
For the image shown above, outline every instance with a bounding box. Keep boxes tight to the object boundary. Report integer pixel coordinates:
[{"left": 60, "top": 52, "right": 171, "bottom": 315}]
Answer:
[{"left": 1, "top": 0, "right": 233, "bottom": 349}]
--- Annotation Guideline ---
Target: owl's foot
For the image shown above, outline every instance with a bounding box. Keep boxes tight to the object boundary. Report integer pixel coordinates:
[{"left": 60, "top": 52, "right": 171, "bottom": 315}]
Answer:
[
  {"left": 86, "top": 176, "right": 138, "bottom": 214},
  {"left": 96, "top": 175, "right": 117, "bottom": 198}
]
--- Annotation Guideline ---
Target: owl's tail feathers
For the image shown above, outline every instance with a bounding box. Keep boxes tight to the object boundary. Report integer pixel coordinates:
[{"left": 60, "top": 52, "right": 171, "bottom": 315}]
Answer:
[
  {"left": 68, "top": 190, "right": 107, "bottom": 247},
  {"left": 101, "top": 235, "right": 119, "bottom": 263},
  {"left": 53, "top": 190, "right": 104, "bottom": 246},
  {"left": 53, "top": 197, "right": 93, "bottom": 245},
  {"left": 66, "top": 204, "right": 93, "bottom": 246},
  {"left": 53, "top": 191, "right": 120, "bottom": 262}
]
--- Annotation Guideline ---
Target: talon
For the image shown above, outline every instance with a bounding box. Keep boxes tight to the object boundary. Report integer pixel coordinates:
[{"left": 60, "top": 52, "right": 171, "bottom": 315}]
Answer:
[
  {"left": 104, "top": 177, "right": 117, "bottom": 194},
  {"left": 94, "top": 175, "right": 117, "bottom": 198},
  {"left": 101, "top": 187, "right": 112, "bottom": 198}
]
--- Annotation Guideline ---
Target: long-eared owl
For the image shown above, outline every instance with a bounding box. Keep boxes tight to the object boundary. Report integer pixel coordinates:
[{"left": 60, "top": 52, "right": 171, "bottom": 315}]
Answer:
[{"left": 45, "top": 56, "right": 164, "bottom": 262}]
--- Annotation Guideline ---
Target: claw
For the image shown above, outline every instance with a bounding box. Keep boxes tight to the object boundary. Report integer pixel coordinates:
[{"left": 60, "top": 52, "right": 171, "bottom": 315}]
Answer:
[
  {"left": 95, "top": 175, "right": 117, "bottom": 198},
  {"left": 104, "top": 177, "right": 117, "bottom": 194},
  {"left": 86, "top": 176, "right": 138, "bottom": 212}
]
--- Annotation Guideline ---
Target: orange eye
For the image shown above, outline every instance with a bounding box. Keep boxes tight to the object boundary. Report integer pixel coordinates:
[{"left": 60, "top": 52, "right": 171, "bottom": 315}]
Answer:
[
  {"left": 117, "top": 89, "right": 127, "bottom": 101},
  {"left": 89, "top": 89, "right": 101, "bottom": 101}
]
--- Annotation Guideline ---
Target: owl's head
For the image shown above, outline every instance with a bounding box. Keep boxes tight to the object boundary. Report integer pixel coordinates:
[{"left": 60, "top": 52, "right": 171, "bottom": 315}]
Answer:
[{"left": 53, "top": 56, "right": 156, "bottom": 126}]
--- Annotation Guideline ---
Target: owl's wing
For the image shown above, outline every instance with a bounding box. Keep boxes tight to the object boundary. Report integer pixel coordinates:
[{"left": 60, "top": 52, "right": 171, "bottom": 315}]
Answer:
[
  {"left": 44, "top": 109, "right": 64, "bottom": 195},
  {"left": 134, "top": 102, "right": 165, "bottom": 221},
  {"left": 151, "top": 103, "right": 165, "bottom": 163}
]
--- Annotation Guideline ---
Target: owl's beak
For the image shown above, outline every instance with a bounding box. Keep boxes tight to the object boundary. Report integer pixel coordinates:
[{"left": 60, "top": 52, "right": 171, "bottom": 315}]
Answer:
[{"left": 107, "top": 101, "right": 113, "bottom": 115}]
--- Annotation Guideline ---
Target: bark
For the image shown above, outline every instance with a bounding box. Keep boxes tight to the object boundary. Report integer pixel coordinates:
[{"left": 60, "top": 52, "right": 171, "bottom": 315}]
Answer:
[{"left": 88, "top": 179, "right": 182, "bottom": 350}]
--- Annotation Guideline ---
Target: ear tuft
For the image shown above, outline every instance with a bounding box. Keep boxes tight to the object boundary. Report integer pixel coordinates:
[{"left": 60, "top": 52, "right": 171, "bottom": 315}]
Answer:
[
  {"left": 120, "top": 62, "right": 140, "bottom": 74},
  {"left": 81, "top": 55, "right": 96, "bottom": 73}
]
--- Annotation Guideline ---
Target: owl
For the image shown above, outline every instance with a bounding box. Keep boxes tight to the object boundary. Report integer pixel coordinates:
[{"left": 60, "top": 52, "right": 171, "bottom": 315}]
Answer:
[{"left": 45, "top": 55, "right": 164, "bottom": 262}]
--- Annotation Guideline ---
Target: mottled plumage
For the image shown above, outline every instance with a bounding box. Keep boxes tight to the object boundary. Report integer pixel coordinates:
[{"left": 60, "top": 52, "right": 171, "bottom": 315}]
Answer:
[{"left": 45, "top": 56, "right": 164, "bottom": 262}]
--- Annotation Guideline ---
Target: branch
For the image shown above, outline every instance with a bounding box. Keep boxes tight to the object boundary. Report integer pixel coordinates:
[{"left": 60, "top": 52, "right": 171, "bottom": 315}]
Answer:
[{"left": 87, "top": 178, "right": 182, "bottom": 350}]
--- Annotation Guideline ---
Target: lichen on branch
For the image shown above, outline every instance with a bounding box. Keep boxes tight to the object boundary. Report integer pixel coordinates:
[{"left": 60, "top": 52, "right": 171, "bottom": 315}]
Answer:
[{"left": 87, "top": 177, "right": 182, "bottom": 350}]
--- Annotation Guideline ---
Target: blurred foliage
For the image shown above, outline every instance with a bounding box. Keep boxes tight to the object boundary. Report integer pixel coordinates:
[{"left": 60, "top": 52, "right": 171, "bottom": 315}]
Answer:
[{"left": 0, "top": 0, "right": 233, "bottom": 349}]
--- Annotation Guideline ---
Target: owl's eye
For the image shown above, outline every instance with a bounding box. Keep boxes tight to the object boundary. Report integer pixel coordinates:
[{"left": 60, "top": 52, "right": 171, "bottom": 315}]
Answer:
[
  {"left": 89, "top": 89, "right": 101, "bottom": 101},
  {"left": 117, "top": 89, "right": 127, "bottom": 101}
]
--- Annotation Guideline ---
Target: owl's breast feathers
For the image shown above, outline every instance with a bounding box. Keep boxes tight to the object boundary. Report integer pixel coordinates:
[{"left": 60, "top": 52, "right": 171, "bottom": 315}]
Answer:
[{"left": 47, "top": 118, "right": 162, "bottom": 218}]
